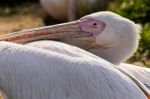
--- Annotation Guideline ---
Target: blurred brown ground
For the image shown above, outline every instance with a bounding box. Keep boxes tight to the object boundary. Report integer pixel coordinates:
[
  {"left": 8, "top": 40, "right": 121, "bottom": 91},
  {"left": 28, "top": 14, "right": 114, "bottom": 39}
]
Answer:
[{"left": 0, "top": 4, "right": 44, "bottom": 35}]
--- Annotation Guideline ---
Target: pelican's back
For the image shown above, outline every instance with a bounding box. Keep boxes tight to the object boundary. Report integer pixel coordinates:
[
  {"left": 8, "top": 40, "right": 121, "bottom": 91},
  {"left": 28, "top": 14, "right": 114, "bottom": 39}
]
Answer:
[
  {"left": 120, "top": 63, "right": 150, "bottom": 89},
  {"left": 0, "top": 42, "right": 146, "bottom": 99}
]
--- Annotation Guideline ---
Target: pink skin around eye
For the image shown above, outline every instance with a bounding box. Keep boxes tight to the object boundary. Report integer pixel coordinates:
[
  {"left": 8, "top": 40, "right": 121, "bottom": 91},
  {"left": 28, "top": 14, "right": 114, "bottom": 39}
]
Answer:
[{"left": 79, "top": 18, "right": 106, "bottom": 37}]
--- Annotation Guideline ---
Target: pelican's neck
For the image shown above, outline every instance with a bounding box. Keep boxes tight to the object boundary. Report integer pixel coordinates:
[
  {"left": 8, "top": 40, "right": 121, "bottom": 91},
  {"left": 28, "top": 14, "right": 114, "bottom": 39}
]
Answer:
[{"left": 90, "top": 29, "right": 140, "bottom": 65}]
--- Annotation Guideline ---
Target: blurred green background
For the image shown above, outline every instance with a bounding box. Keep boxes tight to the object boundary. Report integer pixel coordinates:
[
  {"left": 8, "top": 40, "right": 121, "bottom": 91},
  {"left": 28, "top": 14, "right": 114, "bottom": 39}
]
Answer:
[
  {"left": 0, "top": 0, "right": 149, "bottom": 67},
  {"left": 109, "top": 0, "right": 150, "bottom": 67}
]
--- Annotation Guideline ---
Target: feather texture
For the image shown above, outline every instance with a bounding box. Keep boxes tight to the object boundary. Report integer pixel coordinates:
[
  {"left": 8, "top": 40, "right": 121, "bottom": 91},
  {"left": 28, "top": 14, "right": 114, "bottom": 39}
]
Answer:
[{"left": 0, "top": 41, "right": 146, "bottom": 99}]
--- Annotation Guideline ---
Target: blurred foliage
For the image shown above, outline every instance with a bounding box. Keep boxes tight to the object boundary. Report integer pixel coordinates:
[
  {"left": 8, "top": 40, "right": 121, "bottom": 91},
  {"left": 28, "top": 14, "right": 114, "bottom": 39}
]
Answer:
[
  {"left": 0, "top": 2, "right": 42, "bottom": 17},
  {"left": 0, "top": 5, "right": 26, "bottom": 16},
  {"left": 109, "top": 0, "right": 150, "bottom": 66},
  {"left": 110, "top": 0, "right": 150, "bottom": 24}
]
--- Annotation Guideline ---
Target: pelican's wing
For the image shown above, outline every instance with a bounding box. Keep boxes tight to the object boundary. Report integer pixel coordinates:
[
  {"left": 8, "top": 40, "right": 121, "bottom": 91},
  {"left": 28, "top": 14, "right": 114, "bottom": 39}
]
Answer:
[
  {"left": 27, "top": 41, "right": 150, "bottom": 89},
  {"left": 0, "top": 41, "right": 146, "bottom": 99},
  {"left": 26, "top": 40, "right": 100, "bottom": 59},
  {"left": 119, "top": 63, "right": 150, "bottom": 89},
  {"left": 27, "top": 40, "right": 150, "bottom": 97}
]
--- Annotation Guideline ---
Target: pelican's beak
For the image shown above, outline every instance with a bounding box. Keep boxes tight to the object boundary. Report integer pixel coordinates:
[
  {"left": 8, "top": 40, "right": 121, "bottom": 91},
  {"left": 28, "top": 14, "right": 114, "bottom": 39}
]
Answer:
[{"left": 0, "top": 20, "right": 92, "bottom": 44}]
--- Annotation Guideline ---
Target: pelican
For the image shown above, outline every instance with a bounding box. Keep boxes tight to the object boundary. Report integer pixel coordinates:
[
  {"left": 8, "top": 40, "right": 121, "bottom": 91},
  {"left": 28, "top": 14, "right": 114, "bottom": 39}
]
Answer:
[
  {"left": 0, "top": 11, "right": 150, "bottom": 99},
  {"left": 40, "top": 0, "right": 110, "bottom": 21},
  {"left": 17, "top": 9, "right": 150, "bottom": 90}
]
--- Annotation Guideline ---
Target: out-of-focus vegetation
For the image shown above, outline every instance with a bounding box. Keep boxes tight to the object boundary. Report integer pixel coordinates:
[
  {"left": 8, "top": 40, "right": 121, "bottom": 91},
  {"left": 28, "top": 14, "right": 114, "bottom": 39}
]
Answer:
[
  {"left": 109, "top": 0, "right": 150, "bottom": 67},
  {"left": 0, "top": 0, "right": 39, "bottom": 16}
]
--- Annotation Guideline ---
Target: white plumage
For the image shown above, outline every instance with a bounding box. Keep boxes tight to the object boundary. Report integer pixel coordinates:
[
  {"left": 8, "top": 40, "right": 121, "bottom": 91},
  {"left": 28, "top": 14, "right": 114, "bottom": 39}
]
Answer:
[
  {"left": 0, "top": 41, "right": 147, "bottom": 99},
  {"left": 119, "top": 63, "right": 150, "bottom": 89},
  {"left": 27, "top": 40, "right": 150, "bottom": 90}
]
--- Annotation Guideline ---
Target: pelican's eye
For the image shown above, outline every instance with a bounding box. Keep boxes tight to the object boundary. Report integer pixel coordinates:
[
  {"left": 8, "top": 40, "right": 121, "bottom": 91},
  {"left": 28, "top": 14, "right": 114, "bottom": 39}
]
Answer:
[
  {"left": 92, "top": 22, "right": 98, "bottom": 28},
  {"left": 79, "top": 18, "right": 106, "bottom": 37},
  {"left": 93, "top": 23, "right": 97, "bottom": 26}
]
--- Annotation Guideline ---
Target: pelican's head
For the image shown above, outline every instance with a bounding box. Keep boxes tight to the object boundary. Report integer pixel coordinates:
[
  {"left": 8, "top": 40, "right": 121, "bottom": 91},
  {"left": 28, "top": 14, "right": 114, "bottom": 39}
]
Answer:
[
  {"left": 77, "top": 11, "right": 141, "bottom": 64},
  {"left": 80, "top": 11, "right": 140, "bottom": 48},
  {"left": 0, "top": 11, "right": 141, "bottom": 64}
]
